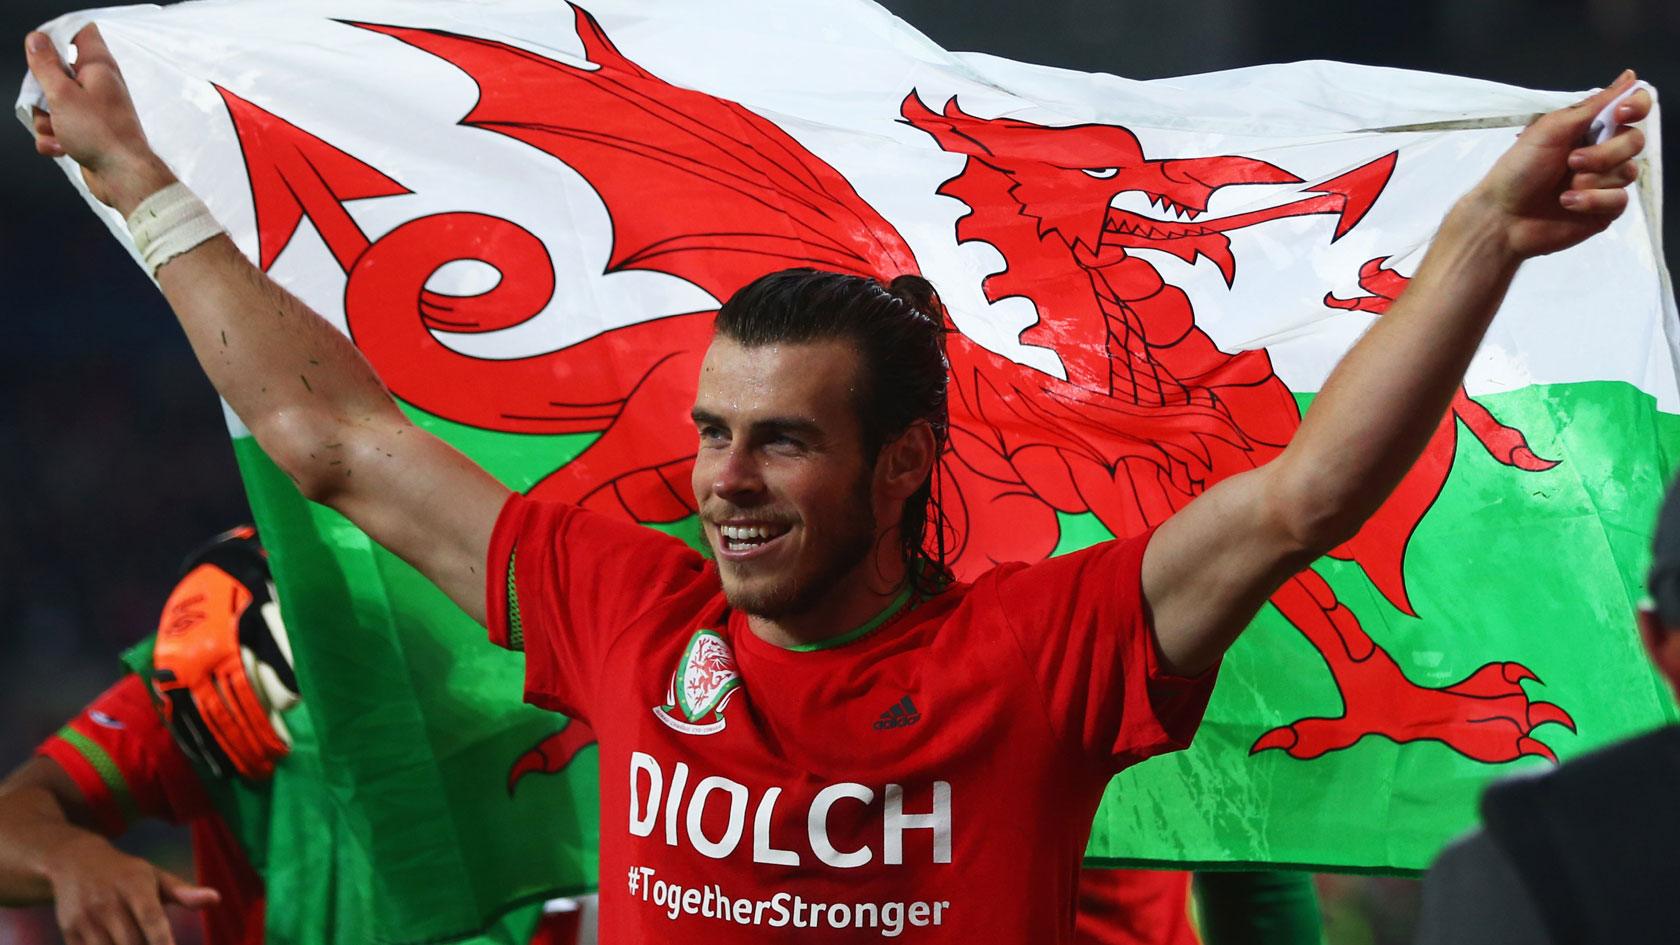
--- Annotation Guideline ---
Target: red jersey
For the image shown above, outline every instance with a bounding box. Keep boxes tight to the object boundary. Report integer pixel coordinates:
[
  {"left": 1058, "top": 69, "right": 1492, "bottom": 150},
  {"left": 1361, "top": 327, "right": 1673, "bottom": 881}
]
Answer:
[
  {"left": 36, "top": 674, "right": 266, "bottom": 945},
  {"left": 488, "top": 495, "right": 1217, "bottom": 943}
]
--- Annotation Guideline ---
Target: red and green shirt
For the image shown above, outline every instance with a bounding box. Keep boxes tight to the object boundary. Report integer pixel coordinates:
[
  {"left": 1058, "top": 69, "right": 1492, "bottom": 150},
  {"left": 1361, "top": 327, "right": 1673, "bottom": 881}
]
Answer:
[
  {"left": 36, "top": 673, "right": 266, "bottom": 945},
  {"left": 36, "top": 655, "right": 567, "bottom": 945},
  {"left": 488, "top": 494, "right": 1217, "bottom": 943}
]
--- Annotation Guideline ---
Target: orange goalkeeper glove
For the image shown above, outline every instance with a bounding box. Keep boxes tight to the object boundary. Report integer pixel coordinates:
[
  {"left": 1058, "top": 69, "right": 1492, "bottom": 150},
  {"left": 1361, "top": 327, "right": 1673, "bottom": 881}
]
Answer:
[{"left": 152, "top": 526, "right": 299, "bottom": 781}]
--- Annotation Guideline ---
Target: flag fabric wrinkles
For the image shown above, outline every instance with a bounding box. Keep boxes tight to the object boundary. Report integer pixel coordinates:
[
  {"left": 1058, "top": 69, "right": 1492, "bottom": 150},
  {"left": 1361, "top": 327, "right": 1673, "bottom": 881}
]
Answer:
[{"left": 19, "top": 0, "right": 1680, "bottom": 936}]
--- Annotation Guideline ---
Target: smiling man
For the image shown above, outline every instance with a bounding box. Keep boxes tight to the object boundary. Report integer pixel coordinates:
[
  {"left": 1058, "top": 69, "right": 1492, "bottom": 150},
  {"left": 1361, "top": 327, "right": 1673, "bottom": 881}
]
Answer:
[
  {"left": 24, "top": 22, "right": 1652, "bottom": 944},
  {"left": 691, "top": 273, "right": 949, "bottom": 639}
]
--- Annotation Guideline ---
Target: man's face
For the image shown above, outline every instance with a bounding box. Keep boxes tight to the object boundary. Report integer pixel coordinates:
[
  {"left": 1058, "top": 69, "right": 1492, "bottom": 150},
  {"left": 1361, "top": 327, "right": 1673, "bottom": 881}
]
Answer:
[{"left": 690, "top": 336, "right": 880, "bottom": 618}]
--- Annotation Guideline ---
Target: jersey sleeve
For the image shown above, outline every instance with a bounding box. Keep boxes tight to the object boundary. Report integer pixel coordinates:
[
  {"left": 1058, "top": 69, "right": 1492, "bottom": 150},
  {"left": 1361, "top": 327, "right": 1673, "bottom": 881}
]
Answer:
[
  {"left": 986, "top": 531, "right": 1218, "bottom": 772},
  {"left": 486, "top": 493, "right": 708, "bottom": 720},
  {"left": 35, "top": 674, "right": 215, "bottom": 834}
]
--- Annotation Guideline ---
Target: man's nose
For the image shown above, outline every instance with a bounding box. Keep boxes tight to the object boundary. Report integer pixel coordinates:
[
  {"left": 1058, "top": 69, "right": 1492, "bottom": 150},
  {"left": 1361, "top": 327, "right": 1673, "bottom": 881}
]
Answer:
[{"left": 711, "top": 444, "right": 764, "bottom": 500}]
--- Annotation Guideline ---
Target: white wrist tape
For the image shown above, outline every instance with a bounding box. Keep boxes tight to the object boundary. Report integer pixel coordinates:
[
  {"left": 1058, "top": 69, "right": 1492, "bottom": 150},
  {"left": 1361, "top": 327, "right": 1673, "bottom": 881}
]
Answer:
[{"left": 126, "top": 183, "right": 225, "bottom": 278}]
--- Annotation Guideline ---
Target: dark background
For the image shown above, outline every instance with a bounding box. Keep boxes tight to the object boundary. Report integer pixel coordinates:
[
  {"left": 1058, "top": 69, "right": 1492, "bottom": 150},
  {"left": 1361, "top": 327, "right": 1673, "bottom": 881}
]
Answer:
[{"left": 1, "top": 1, "right": 1673, "bottom": 942}]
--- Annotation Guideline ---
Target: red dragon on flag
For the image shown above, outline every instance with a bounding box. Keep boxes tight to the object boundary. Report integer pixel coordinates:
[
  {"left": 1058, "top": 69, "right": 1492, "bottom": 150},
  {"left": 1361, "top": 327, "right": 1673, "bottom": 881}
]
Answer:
[{"left": 217, "top": 3, "right": 1574, "bottom": 771}]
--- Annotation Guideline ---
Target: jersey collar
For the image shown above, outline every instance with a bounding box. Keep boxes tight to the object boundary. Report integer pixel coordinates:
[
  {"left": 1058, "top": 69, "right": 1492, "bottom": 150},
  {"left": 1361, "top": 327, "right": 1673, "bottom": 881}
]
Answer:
[{"left": 779, "top": 584, "right": 916, "bottom": 653}]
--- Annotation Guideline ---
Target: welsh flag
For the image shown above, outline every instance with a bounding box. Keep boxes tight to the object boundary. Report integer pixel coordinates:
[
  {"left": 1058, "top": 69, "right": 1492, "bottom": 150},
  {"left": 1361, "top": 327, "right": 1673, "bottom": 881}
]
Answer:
[{"left": 21, "top": 0, "right": 1679, "bottom": 937}]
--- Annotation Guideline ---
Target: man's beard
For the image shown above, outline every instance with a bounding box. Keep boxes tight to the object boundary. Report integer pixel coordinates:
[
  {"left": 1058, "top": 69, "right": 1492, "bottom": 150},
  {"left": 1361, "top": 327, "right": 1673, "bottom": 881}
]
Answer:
[{"left": 720, "top": 483, "right": 877, "bottom": 620}]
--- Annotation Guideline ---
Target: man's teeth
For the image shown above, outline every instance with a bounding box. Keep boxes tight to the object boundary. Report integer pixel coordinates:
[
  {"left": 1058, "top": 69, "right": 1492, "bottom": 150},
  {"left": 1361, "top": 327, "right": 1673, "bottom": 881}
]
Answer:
[{"left": 721, "top": 524, "right": 783, "bottom": 546}]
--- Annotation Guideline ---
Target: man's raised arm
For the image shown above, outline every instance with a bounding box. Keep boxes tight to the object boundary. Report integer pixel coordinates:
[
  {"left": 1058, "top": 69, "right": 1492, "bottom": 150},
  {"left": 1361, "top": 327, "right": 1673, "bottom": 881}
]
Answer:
[
  {"left": 25, "top": 26, "right": 509, "bottom": 624},
  {"left": 1143, "top": 73, "right": 1652, "bottom": 675}
]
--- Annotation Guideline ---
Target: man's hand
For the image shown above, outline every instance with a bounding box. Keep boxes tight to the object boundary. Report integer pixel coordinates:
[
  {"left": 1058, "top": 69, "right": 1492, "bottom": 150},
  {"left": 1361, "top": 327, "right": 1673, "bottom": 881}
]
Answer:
[
  {"left": 25, "top": 24, "right": 176, "bottom": 214},
  {"left": 26, "top": 23, "right": 506, "bottom": 625},
  {"left": 0, "top": 759, "right": 218, "bottom": 945},
  {"left": 1145, "top": 70, "right": 1652, "bottom": 675},
  {"left": 42, "top": 831, "right": 219, "bottom": 945},
  {"left": 1469, "top": 70, "right": 1651, "bottom": 260}
]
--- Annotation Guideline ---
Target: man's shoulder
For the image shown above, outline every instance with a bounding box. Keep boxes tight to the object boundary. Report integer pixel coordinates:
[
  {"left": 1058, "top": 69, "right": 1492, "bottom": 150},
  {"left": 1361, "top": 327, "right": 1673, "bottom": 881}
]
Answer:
[
  {"left": 515, "top": 496, "right": 708, "bottom": 574},
  {"left": 973, "top": 532, "right": 1155, "bottom": 605}
]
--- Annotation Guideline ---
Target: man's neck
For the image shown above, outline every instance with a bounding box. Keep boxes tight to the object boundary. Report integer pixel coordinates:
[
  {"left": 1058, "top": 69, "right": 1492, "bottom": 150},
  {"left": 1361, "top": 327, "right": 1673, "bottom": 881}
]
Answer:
[{"left": 745, "top": 558, "right": 909, "bottom": 650}]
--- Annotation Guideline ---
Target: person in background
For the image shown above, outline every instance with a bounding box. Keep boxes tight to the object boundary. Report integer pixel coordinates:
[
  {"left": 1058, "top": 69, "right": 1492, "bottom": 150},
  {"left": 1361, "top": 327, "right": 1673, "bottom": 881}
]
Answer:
[{"left": 0, "top": 527, "right": 590, "bottom": 945}]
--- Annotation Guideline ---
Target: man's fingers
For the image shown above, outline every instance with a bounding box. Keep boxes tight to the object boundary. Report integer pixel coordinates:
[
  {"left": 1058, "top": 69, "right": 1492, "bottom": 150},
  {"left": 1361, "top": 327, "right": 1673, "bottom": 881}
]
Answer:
[
  {"left": 157, "top": 868, "right": 220, "bottom": 909},
  {"left": 59, "top": 918, "right": 112, "bottom": 945},
  {"left": 128, "top": 887, "right": 177, "bottom": 945},
  {"left": 92, "top": 904, "right": 143, "bottom": 945},
  {"left": 1530, "top": 71, "right": 1639, "bottom": 145},
  {"left": 1570, "top": 126, "right": 1646, "bottom": 172},
  {"left": 70, "top": 23, "right": 117, "bottom": 72},
  {"left": 1570, "top": 163, "right": 1639, "bottom": 192},
  {"left": 1560, "top": 187, "right": 1629, "bottom": 215},
  {"left": 65, "top": 921, "right": 117, "bottom": 945},
  {"left": 1612, "top": 87, "right": 1654, "bottom": 125},
  {"left": 23, "top": 31, "right": 76, "bottom": 100},
  {"left": 1571, "top": 69, "right": 1638, "bottom": 116},
  {"left": 28, "top": 107, "right": 63, "bottom": 155}
]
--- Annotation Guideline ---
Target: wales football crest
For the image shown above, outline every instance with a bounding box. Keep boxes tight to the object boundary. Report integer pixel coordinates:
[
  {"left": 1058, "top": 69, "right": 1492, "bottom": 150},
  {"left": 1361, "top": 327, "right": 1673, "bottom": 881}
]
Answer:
[{"left": 653, "top": 629, "right": 742, "bottom": 736}]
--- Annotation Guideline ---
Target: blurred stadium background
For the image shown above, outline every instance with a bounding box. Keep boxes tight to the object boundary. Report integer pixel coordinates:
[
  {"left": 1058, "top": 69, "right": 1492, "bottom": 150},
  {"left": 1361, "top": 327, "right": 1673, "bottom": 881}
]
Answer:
[{"left": 1, "top": 1, "right": 1673, "bottom": 942}]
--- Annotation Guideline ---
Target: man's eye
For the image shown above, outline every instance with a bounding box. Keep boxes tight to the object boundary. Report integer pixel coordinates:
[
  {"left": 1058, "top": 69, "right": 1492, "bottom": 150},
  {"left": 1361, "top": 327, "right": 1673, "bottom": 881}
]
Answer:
[{"left": 698, "top": 426, "right": 727, "bottom": 443}]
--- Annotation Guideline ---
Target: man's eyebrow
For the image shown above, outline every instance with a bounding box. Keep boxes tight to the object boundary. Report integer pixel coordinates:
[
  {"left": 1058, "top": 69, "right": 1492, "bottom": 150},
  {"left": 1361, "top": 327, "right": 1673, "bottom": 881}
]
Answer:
[
  {"left": 754, "top": 416, "right": 823, "bottom": 437},
  {"left": 689, "top": 409, "right": 822, "bottom": 437}
]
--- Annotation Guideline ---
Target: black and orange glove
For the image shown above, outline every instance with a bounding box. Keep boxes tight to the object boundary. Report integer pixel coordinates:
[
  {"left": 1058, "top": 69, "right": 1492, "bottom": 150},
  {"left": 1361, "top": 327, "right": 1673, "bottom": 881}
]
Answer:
[{"left": 152, "top": 526, "right": 299, "bottom": 781}]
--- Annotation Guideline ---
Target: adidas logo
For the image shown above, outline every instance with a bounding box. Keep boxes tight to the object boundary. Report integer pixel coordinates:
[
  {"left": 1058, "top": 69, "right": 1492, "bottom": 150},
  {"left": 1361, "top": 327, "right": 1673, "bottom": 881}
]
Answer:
[{"left": 872, "top": 695, "right": 921, "bottom": 730}]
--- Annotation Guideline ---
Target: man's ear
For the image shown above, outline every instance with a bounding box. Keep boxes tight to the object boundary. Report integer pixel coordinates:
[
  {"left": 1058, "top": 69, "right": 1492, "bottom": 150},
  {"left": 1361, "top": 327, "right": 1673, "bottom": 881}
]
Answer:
[
  {"left": 1637, "top": 609, "right": 1680, "bottom": 695},
  {"left": 878, "top": 421, "right": 937, "bottom": 501}
]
